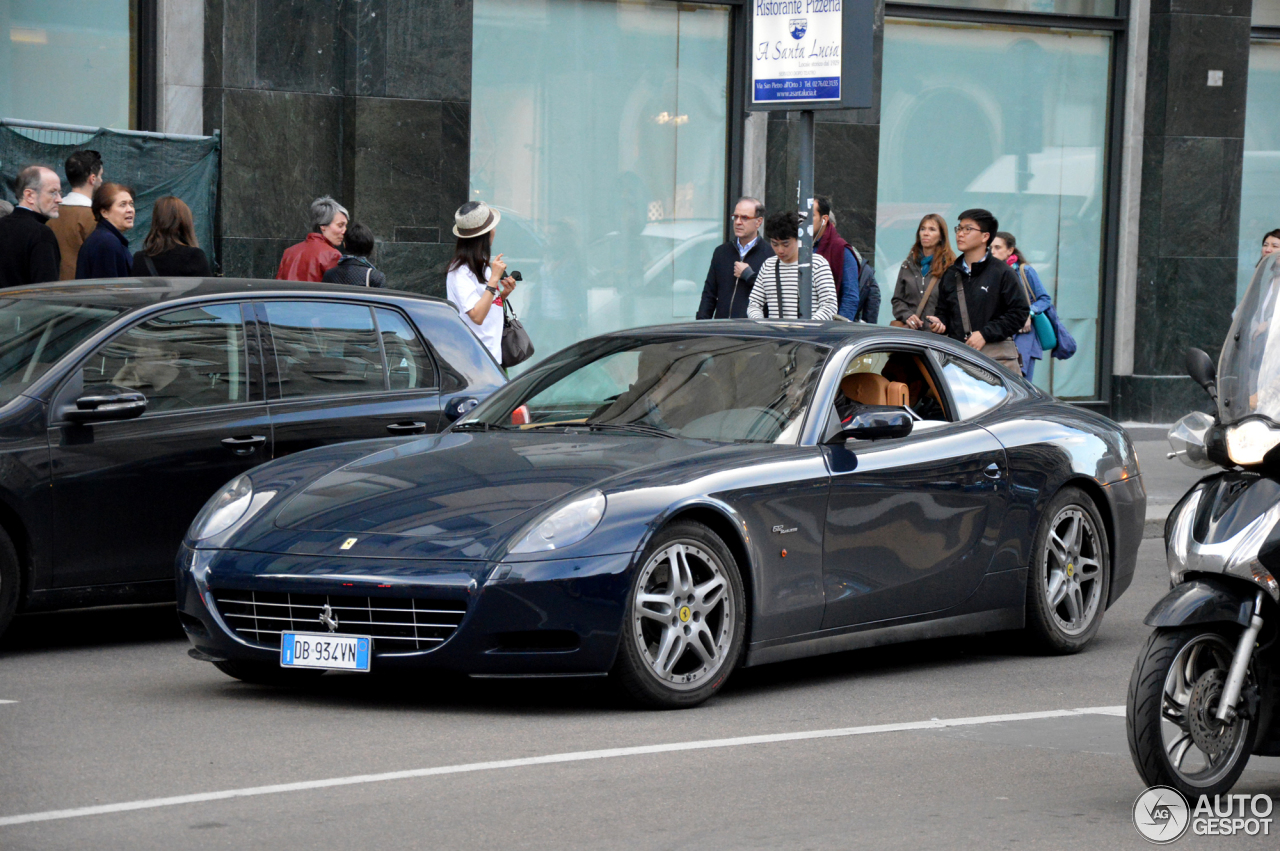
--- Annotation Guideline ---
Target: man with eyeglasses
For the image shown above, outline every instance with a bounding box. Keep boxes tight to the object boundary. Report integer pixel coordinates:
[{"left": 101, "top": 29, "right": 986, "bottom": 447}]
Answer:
[
  {"left": 696, "top": 197, "right": 770, "bottom": 319},
  {"left": 926, "top": 208, "right": 1028, "bottom": 373}
]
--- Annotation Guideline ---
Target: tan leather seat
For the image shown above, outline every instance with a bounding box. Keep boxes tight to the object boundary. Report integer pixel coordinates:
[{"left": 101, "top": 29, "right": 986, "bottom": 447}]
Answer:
[{"left": 840, "top": 372, "right": 909, "bottom": 406}]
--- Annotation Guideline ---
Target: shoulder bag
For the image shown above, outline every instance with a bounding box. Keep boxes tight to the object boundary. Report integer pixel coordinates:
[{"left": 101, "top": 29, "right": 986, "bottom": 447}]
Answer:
[
  {"left": 1018, "top": 266, "right": 1057, "bottom": 350},
  {"left": 956, "top": 279, "right": 1021, "bottom": 373},
  {"left": 890, "top": 267, "right": 939, "bottom": 329},
  {"left": 500, "top": 297, "right": 535, "bottom": 368}
]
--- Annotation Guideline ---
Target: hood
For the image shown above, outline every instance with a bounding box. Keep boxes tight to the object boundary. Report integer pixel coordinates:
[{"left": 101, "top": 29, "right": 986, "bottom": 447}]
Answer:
[{"left": 271, "top": 431, "right": 716, "bottom": 539}]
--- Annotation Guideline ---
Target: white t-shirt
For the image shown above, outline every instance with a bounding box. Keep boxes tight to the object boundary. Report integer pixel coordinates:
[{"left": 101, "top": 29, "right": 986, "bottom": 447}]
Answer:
[{"left": 446, "top": 262, "right": 503, "bottom": 363}]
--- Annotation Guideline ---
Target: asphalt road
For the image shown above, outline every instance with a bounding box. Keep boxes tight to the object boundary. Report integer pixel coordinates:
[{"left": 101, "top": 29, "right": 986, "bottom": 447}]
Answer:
[{"left": 2, "top": 538, "right": 1277, "bottom": 850}]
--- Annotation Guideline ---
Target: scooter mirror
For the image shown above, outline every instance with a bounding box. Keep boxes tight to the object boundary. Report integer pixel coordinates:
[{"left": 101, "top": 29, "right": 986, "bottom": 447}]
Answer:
[{"left": 1186, "top": 348, "right": 1218, "bottom": 401}]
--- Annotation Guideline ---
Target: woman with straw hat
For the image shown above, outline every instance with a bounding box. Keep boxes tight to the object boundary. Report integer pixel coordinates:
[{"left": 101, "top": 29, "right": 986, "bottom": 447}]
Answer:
[{"left": 446, "top": 200, "right": 517, "bottom": 363}]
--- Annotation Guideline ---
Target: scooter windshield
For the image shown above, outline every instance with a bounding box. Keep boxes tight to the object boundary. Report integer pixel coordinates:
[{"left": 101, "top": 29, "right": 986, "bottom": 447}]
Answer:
[{"left": 1219, "top": 252, "right": 1280, "bottom": 426}]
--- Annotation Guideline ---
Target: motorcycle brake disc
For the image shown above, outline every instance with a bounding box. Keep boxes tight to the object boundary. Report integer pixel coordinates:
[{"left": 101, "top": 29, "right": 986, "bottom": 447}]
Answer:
[{"left": 1188, "top": 668, "right": 1241, "bottom": 756}]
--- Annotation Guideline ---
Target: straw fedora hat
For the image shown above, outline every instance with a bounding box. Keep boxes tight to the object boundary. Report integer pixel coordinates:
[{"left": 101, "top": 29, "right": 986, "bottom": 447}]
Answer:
[{"left": 452, "top": 200, "right": 501, "bottom": 238}]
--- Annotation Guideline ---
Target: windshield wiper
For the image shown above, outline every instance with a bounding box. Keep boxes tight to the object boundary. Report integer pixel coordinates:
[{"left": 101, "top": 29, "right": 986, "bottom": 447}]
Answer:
[{"left": 450, "top": 421, "right": 514, "bottom": 432}]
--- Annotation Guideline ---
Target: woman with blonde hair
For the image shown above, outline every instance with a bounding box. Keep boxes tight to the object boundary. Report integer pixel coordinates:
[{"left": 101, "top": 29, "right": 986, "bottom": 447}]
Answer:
[
  {"left": 132, "top": 196, "right": 212, "bottom": 277},
  {"left": 891, "top": 213, "right": 956, "bottom": 330}
]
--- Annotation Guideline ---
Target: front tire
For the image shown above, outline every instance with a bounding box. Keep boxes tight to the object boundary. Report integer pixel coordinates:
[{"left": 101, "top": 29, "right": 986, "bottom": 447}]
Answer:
[
  {"left": 613, "top": 521, "right": 745, "bottom": 709},
  {"left": 1126, "top": 626, "right": 1257, "bottom": 799},
  {"left": 0, "top": 527, "right": 19, "bottom": 642},
  {"left": 1025, "top": 486, "right": 1110, "bottom": 653}
]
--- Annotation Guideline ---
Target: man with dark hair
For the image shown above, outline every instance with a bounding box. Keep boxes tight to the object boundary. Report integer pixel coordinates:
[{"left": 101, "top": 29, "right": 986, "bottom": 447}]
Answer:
[
  {"left": 322, "top": 221, "right": 387, "bottom": 287},
  {"left": 697, "top": 196, "right": 770, "bottom": 319},
  {"left": 48, "top": 150, "right": 103, "bottom": 280},
  {"left": 926, "top": 208, "right": 1028, "bottom": 371},
  {"left": 0, "top": 165, "right": 63, "bottom": 288},
  {"left": 746, "top": 210, "right": 838, "bottom": 320}
]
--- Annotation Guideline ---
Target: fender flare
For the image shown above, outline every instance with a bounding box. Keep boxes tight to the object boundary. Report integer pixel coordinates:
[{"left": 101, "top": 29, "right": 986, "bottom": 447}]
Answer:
[{"left": 1143, "top": 576, "right": 1257, "bottom": 628}]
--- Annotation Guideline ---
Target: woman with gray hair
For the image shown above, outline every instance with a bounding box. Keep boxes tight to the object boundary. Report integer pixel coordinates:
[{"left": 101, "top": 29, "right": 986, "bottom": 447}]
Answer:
[{"left": 276, "top": 195, "right": 348, "bottom": 281}]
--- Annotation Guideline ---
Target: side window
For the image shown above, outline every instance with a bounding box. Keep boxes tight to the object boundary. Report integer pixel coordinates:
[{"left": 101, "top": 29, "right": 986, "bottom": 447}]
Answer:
[
  {"left": 86, "top": 303, "right": 247, "bottom": 413},
  {"left": 936, "top": 352, "right": 1008, "bottom": 420},
  {"left": 376, "top": 309, "right": 436, "bottom": 390},
  {"left": 832, "top": 349, "right": 950, "bottom": 427},
  {"left": 265, "top": 302, "right": 386, "bottom": 399}
]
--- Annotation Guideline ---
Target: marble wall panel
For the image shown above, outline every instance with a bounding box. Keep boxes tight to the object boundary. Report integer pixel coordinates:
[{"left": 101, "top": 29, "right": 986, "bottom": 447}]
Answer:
[
  {"left": 219, "top": 237, "right": 297, "bottom": 279},
  {"left": 255, "top": 0, "right": 344, "bottom": 93},
  {"left": 1162, "top": 14, "right": 1250, "bottom": 140},
  {"left": 1143, "top": 13, "right": 1170, "bottom": 140},
  {"left": 1137, "top": 135, "right": 1165, "bottom": 260},
  {"left": 1141, "top": 256, "right": 1237, "bottom": 375},
  {"left": 216, "top": 0, "right": 258, "bottom": 89},
  {"left": 1113, "top": 375, "right": 1213, "bottom": 422},
  {"left": 347, "top": 0, "right": 387, "bottom": 97},
  {"left": 1152, "top": 0, "right": 1251, "bottom": 16},
  {"left": 1157, "top": 137, "right": 1243, "bottom": 259},
  {"left": 220, "top": 89, "right": 344, "bottom": 240},
  {"left": 815, "top": 122, "right": 879, "bottom": 265},
  {"left": 377, "top": 242, "right": 454, "bottom": 298},
  {"left": 439, "top": 100, "right": 471, "bottom": 219},
  {"left": 764, "top": 113, "right": 797, "bottom": 223},
  {"left": 384, "top": 0, "right": 473, "bottom": 102}
]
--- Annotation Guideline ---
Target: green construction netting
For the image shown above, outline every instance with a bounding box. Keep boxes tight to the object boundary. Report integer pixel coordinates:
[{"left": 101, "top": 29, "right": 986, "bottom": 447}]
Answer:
[{"left": 0, "top": 125, "right": 220, "bottom": 269}]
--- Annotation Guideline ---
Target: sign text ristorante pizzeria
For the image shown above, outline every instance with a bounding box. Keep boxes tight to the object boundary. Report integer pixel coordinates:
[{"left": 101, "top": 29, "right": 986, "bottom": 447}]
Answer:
[{"left": 752, "top": 0, "right": 843, "bottom": 103}]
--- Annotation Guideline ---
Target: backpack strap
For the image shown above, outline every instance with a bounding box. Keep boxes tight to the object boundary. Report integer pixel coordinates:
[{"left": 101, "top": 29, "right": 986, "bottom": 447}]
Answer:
[
  {"left": 364, "top": 266, "right": 372, "bottom": 287},
  {"left": 1017, "top": 265, "right": 1033, "bottom": 307},
  {"left": 775, "top": 259, "right": 786, "bottom": 319},
  {"left": 955, "top": 275, "right": 973, "bottom": 337},
  {"left": 142, "top": 253, "right": 159, "bottom": 276}
]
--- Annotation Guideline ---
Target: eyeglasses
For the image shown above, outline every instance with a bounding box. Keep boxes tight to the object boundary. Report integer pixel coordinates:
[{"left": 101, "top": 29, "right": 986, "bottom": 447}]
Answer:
[
  {"left": 954, "top": 225, "right": 982, "bottom": 235},
  {"left": 730, "top": 214, "right": 761, "bottom": 222}
]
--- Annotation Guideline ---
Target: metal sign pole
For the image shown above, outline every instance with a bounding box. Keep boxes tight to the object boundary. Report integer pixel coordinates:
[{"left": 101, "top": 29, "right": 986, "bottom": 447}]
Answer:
[{"left": 797, "top": 109, "right": 815, "bottom": 318}]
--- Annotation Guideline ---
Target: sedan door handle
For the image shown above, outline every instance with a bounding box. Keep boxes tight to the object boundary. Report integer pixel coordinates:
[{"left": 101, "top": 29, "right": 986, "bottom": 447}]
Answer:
[
  {"left": 387, "top": 421, "right": 428, "bottom": 435},
  {"left": 984, "top": 463, "right": 1002, "bottom": 480},
  {"left": 221, "top": 435, "right": 267, "bottom": 456}
]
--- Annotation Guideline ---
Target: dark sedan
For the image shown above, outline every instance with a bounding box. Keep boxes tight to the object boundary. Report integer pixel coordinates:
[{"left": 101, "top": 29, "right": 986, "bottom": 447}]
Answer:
[
  {"left": 178, "top": 322, "right": 1146, "bottom": 707},
  {"left": 0, "top": 279, "right": 505, "bottom": 638}
]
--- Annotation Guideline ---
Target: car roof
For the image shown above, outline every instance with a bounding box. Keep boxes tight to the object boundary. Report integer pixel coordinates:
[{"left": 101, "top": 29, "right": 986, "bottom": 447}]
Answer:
[
  {"left": 0, "top": 277, "right": 450, "bottom": 310},
  {"left": 609, "top": 319, "right": 943, "bottom": 347}
]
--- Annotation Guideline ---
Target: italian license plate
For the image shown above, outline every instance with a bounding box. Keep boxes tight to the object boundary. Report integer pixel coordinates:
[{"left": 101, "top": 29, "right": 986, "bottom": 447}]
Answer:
[{"left": 281, "top": 632, "right": 371, "bottom": 672}]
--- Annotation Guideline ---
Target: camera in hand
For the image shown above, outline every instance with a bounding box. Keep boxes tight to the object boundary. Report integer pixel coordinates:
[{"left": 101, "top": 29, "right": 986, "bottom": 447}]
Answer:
[{"left": 508, "top": 270, "right": 522, "bottom": 282}]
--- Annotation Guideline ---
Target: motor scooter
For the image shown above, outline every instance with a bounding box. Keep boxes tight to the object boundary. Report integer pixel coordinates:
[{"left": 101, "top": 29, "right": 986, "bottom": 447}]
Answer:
[{"left": 1126, "top": 254, "right": 1280, "bottom": 798}]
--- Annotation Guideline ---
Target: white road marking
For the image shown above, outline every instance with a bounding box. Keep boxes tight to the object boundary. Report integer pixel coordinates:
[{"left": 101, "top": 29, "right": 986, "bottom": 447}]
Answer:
[
  {"left": 0, "top": 700, "right": 15, "bottom": 705},
  {"left": 0, "top": 705, "right": 1125, "bottom": 828}
]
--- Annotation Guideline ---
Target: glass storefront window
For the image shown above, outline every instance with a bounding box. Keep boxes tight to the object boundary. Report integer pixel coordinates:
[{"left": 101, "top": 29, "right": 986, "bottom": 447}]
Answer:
[
  {"left": 902, "top": 0, "right": 1117, "bottom": 15},
  {"left": 1255, "top": 2, "right": 1280, "bottom": 27},
  {"left": 0, "top": 0, "right": 134, "bottom": 128},
  {"left": 877, "top": 19, "right": 1112, "bottom": 398},
  {"left": 471, "top": 0, "right": 730, "bottom": 365},
  {"left": 1238, "top": 41, "right": 1280, "bottom": 301}
]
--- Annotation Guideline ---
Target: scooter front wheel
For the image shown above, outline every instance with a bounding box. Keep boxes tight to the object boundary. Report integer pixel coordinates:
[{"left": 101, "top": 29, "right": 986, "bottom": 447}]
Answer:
[{"left": 1126, "top": 625, "right": 1257, "bottom": 798}]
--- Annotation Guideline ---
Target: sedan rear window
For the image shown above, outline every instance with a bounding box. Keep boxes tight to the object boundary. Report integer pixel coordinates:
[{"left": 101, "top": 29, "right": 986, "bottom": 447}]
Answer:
[{"left": 0, "top": 299, "right": 126, "bottom": 407}]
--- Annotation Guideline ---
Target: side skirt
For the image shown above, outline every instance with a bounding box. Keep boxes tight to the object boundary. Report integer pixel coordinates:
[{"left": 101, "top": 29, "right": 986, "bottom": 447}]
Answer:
[
  {"left": 20, "top": 579, "right": 176, "bottom": 613},
  {"left": 743, "top": 606, "right": 1025, "bottom": 668}
]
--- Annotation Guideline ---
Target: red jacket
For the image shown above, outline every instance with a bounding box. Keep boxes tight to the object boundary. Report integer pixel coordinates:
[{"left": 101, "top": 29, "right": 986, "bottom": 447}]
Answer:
[{"left": 276, "top": 233, "right": 342, "bottom": 282}]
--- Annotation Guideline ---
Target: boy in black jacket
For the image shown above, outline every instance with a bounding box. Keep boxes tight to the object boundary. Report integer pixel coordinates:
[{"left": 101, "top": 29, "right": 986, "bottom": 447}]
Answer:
[
  {"left": 697, "top": 197, "right": 771, "bottom": 319},
  {"left": 926, "top": 208, "right": 1028, "bottom": 352}
]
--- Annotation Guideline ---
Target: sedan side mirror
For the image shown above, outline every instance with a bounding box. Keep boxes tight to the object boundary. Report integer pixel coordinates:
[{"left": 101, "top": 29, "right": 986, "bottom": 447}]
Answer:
[
  {"left": 826, "top": 407, "right": 914, "bottom": 443},
  {"left": 62, "top": 385, "right": 147, "bottom": 424},
  {"left": 1186, "top": 348, "right": 1218, "bottom": 403},
  {"left": 444, "top": 395, "right": 481, "bottom": 422}
]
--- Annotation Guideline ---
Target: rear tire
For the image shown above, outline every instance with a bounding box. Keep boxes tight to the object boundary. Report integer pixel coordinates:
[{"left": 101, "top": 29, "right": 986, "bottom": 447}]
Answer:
[
  {"left": 213, "top": 659, "right": 324, "bottom": 686},
  {"left": 612, "top": 521, "right": 745, "bottom": 709},
  {"left": 1025, "top": 486, "right": 1110, "bottom": 653},
  {"left": 0, "top": 527, "right": 19, "bottom": 642}
]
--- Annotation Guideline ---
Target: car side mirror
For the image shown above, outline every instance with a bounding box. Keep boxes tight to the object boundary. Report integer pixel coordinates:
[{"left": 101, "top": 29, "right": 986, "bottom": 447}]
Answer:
[
  {"left": 826, "top": 407, "right": 914, "bottom": 443},
  {"left": 1186, "top": 348, "right": 1218, "bottom": 403},
  {"left": 444, "top": 395, "right": 480, "bottom": 421},
  {"left": 62, "top": 384, "right": 147, "bottom": 423}
]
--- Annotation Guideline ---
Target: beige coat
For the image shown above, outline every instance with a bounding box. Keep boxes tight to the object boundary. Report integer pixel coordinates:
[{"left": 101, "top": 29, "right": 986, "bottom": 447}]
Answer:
[{"left": 47, "top": 205, "right": 96, "bottom": 281}]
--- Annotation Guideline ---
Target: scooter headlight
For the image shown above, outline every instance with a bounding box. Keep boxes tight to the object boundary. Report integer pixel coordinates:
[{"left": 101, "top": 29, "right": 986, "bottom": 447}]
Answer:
[{"left": 1225, "top": 419, "right": 1280, "bottom": 466}]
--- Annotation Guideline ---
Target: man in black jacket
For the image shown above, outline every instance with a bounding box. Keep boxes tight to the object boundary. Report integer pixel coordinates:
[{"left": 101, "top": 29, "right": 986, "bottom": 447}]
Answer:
[
  {"left": 927, "top": 208, "right": 1028, "bottom": 352},
  {"left": 0, "top": 165, "right": 63, "bottom": 288},
  {"left": 696, "top": 197, "right": 771, "bottom": 319}
]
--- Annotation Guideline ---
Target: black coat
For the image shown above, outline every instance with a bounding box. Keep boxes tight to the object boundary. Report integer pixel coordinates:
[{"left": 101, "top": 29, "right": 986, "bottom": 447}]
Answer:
[
  {"left": 322, "top": 256, "right": 387, "bottom": 288},
  {"left": 0, "top": 207, "right": 61, "bottom": 288},
  {"left": 132, "top": 246, "right": 212, "bottom": 277},
  {"left": 76, "top": 220, "right": 133, "bottom": 280},
  {"left": 934, "top": 254, "right": 1029, "bottom": 344},
  {"left": 697, "top": 239, "right": 771, "bottom": 319}
]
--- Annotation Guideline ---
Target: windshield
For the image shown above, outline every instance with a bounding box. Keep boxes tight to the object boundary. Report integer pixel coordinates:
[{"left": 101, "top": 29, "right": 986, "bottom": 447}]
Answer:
[
  {"left": 1220, "top": 253, "right": 1280, "bottom": 425},
  {"left": 0, "top": 299, "right": 126, "bottom": 407},
  {"left": 459, "top": 335, "right": 831, "bottom": 443}
]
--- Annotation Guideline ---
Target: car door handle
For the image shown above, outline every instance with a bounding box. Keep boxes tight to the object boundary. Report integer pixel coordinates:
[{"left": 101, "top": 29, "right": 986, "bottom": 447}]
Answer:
[
  {"left": 221, "top": 435, "right": 267, "bottom": 455},
  {"left": 984, "top": 463, "right": 1002, "bottom": 480},
  {"left": 387, "top": 421, "right": 428, "bottom": 435}
]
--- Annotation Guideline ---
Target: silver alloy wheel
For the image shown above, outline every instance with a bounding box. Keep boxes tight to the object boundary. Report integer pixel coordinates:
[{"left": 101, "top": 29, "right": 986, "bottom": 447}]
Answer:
[
  {"left": 632, "top": 540, "right": 735, "bottom": 691},
  {"left": 1159, "top": 634, "right": 1252, "bottom": 787},
  {"left": 1042, "top": 505, "right": 1103, "bottom": 636}
]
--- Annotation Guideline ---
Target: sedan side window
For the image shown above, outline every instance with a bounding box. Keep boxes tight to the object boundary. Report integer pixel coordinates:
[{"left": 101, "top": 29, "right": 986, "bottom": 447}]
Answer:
[
  {"left": 375, "top": 309, "right": 436, "bottom": 390},
  {"left": 265, "top": 302, "right": 386, "bottom": 399},
  {"left": 85, "top": 304, "right": 248, "bottom": 413},
  {"left": 937, "top": 352, "right": 1008, "bottom": 420}
]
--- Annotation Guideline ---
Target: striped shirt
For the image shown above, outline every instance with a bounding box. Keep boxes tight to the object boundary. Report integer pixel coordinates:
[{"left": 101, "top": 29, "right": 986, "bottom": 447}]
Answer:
[{"left": 747, "top": 254, "right": 838, "bottom": 321}]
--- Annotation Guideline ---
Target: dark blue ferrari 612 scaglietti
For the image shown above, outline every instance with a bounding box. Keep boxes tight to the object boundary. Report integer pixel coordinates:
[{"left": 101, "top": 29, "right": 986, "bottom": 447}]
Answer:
[{"left": 178, "top": 321, "right": 1146, "bottom": 707}]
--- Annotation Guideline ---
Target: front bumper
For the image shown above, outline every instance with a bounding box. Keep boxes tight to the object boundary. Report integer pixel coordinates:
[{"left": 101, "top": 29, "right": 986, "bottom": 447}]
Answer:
[{"left": 177, "top": 544, "right": 636, "bottom": 675}]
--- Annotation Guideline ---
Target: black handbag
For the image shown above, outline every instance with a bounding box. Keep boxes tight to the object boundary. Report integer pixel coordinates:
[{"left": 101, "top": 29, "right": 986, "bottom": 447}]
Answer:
[{"left": 500, "top": 298, "right": 535, "bottom": 367}]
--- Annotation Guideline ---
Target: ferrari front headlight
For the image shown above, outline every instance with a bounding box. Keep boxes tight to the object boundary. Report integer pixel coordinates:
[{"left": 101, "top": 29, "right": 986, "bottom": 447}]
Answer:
[
  {"left": 190, "top": 476, "right": 276, "bottom": 542},
  {"left": 1225, "top": 419, "right": 1280, "bottom": 466},
  {"left": 510, "top": 490, "right": 606, "bottom": 554}
]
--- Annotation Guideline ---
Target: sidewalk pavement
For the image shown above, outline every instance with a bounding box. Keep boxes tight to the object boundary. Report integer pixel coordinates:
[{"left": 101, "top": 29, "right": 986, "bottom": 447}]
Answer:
[{"left": 1122, "top": 423, "right": 1206, "bottom": 539}]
